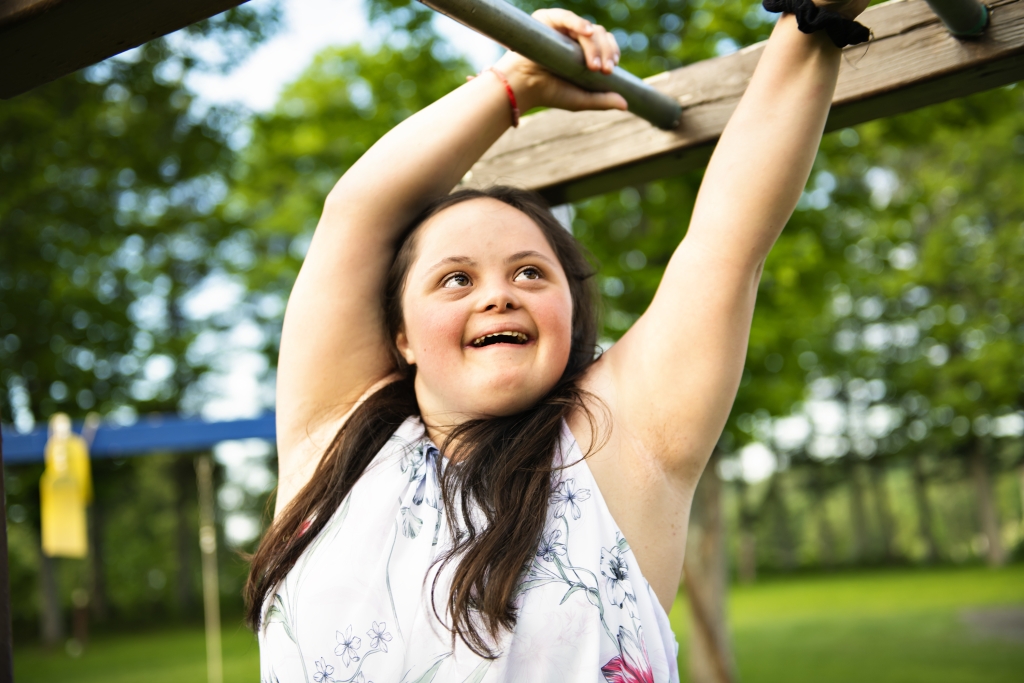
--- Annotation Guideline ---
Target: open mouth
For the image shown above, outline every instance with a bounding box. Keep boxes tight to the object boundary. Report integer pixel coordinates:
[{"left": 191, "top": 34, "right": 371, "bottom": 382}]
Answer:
[{"left": 470, "top": 331, "right": 530, "bottom": 347}]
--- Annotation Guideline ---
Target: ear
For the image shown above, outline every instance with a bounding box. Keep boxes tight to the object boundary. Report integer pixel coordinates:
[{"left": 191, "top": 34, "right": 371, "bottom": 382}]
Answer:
[{"left": 395, "top": 330, "right": 416, "bottom": 366}]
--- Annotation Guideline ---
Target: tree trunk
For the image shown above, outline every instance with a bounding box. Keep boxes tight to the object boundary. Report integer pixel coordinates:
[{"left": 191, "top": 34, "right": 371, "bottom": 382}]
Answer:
[
  {"left": 175, "top": 456, "right": 196, "bottom": 616},
  {"left": 734, "top": 479, "right": 756, "bottom": 584},
  {"left": 910, "top": 455, "right": 939, "bottom": 563},
  {"left": 769, "top": 474, "right": 797, "bottom": 570},
  {"left": 684, "top": 454, "right": 737, "bottom": 683},
  {"left": 848, "top": 465, "right": 870, "bottom": 563},
  {"left": 1017, "top": 462, "right": 1024, "bottom": 527},
  {"left": 870, "top": 464, "right": 897, "bottom": 562},
  {"left": 813, "top": 484, "right": 835, "bottom": 567},
  {"left": 87, "top": 502, "right": 107, "bottom": 622},
  {"left": 38, "top": 550, "right": 63, "bottom": 647},
  {"left": 971, "top": 441, "right": 1006, "bottom": 566}
]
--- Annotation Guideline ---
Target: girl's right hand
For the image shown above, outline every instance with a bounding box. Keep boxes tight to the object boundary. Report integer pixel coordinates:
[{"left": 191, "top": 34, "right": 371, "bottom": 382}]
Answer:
[{"left": 493, "top": 8, "right": 628, "bottom": 114}]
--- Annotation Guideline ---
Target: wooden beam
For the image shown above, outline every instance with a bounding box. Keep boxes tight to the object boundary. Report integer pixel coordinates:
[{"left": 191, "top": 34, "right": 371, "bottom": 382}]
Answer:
[
  {"left": 0, "top": 0, "right": 249, "bottom": 99},
  {"left": 466, "top": 0, "right": 1024, "bottom": 204}
]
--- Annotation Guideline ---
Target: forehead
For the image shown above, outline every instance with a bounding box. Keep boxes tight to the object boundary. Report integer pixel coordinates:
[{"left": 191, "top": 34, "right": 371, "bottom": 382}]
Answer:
[{"left": 412, "top": 197, "right": 558, "bottom": 265}]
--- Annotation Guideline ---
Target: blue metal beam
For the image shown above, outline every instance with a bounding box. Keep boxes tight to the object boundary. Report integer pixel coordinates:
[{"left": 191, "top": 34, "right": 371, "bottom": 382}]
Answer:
[{"left": 1, "top": 413, "right": 277, "bottom": 464}]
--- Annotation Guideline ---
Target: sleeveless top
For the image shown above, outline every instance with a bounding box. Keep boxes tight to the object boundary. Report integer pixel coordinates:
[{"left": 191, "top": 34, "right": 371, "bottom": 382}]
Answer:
[{"left": 259, "top": 416, "right": 679, "bottom": 683}]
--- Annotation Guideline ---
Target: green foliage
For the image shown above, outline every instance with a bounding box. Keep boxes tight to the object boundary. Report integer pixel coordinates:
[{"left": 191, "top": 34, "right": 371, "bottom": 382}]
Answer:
[
  {"left": 1, "top": 4, "right": 278, "bottom": 633},
  {"left": 225, "top": 39, "right": 469, "bottom": 351}
]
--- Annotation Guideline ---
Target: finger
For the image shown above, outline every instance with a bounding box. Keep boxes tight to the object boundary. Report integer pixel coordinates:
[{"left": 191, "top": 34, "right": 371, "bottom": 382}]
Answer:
[
  {"left": 575, "top": 34, "right": 603, "bottom": 71},
  {"left": 595, "top": 27, "right": 618, "bottom": 74},
  {"left": 585, "top": 26, "right": 613, "bottom": 73},
  {"left": 537, "top": 7, "right": 594, "bottom": 38},
  {"left": 544, "top": 7, "right": 593, "bottom": 37},
  {"left": 561, "top": 88, "right": 629, "bottom": 113}
]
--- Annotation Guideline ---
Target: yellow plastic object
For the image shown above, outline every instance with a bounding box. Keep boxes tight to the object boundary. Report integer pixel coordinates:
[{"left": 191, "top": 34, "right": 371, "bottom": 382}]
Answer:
[{"left": 40, "top": 413, "right": 92, "bottom": 558}]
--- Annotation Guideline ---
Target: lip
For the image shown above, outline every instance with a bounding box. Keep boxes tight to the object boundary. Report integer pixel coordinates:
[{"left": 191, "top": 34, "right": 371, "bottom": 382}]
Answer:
[{"left": 465, "top": 323, "right": 535, "bottom": 348}]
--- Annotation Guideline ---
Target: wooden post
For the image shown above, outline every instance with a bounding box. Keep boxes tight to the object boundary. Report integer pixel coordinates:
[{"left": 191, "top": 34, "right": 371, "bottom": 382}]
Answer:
[
  {"left": 0, "top": 431, "right": 13, "bottom": 683},
  {"left": 196, "top": 455, "right": 223, "bottom": 683},
  {"left": 683, "top": 453, "right": 737, "bottom": 683}
]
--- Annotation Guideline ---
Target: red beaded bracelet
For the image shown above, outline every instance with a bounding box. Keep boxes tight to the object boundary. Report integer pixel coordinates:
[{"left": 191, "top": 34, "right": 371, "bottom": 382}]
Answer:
[{"left": 468, "top": 67, "right": 520, "bottom": 128}]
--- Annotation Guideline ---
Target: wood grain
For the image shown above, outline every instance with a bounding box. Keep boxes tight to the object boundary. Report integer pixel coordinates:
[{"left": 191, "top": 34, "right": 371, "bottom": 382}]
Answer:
[
  {"left": 0, "top": 0, "right": 248, "bottom": 99},
  {"left": 466, "top": 0, "right": 1024, "bottom": 203}
]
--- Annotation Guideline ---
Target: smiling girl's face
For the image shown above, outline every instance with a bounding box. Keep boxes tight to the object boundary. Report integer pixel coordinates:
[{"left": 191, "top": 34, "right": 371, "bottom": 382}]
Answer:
[{"left": 396, "top": 198, "right": 574, "bottom": 425}]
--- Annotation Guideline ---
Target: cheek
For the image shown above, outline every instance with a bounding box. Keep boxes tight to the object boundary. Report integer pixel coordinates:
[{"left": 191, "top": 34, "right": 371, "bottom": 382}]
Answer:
[
  {"left": 403, "top": 299, "right": 466, "bottom": 367},
  {"left": 534, "top": 291, "right": 574, "bottom": 364}
]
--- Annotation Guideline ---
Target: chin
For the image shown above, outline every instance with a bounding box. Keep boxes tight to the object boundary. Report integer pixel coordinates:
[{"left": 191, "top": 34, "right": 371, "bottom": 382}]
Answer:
[{"left": 472, "top": 376, "right": 554, "bottom": 417}]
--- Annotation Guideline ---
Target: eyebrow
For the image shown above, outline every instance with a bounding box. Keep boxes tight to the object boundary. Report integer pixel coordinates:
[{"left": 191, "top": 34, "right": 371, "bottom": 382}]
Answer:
[
  {"left": 426, "top": 255, "right": 477, "bottom": 273},
  {"left": 427, "top": 251, "right": 555, "bottom": 273},
  {"left": 505, "top": 250, "right": 556, "bottom": 266}
]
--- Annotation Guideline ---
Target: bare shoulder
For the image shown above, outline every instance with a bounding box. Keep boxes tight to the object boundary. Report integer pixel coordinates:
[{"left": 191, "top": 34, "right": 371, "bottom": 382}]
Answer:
[{"left": 567, "top": 357, "right": 700, "bottom": 610}]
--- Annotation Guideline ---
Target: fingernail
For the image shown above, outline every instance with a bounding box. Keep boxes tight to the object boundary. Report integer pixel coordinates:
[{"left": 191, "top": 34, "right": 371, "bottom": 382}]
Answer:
[{"left": 592, "top": 57, "right": 601, "bottom": 68}]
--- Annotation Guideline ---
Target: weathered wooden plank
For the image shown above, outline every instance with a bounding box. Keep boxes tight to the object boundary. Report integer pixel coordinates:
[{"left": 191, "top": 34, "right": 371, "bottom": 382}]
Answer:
[
  {"left": 466, "top": 0, "right": 1024, "bottom": 203},
  {"left": 0, "top": 0, "right": 248, "bottom": 99}
]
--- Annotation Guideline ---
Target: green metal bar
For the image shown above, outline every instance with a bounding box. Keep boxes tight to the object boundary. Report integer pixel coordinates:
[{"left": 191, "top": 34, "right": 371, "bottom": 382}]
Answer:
[
  {"left": 417, "top": 0, "right": 682, "bottom": 129},
  {"left": 924, "top": 0, "right": 990, "bottom": 36}
]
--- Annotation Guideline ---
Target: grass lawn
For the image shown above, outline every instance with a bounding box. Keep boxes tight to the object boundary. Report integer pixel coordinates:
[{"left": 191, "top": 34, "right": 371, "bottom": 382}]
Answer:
[
  {"left": 669, "top": 564, "right": 1024, "bottom": 683},
  {"left": 14, "top": 564, "right": 1024, "bottom": 682},
  {"left": 13, "top": 622, "right": 261, "bottom": 683}
]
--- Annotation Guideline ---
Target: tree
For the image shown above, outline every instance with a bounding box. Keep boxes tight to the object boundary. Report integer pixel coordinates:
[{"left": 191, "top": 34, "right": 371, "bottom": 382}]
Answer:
[{"left": 1, "top": 3, "right": 280, "bottom": 638}]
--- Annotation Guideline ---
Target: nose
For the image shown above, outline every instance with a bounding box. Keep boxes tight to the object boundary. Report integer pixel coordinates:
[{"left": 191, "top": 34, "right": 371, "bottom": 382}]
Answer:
[{"left": 478, "top": 276, "right": 521, "bottom": 312}]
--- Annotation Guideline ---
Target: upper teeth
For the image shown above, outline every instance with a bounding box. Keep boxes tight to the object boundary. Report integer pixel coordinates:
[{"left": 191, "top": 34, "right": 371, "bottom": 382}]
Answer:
[{"left": 471, "top": 331, "right": 528, "bottom": 346}]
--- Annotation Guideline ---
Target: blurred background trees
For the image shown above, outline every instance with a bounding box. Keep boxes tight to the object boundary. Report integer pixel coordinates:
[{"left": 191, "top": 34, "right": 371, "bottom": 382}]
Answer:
[
  {"left": 3, "top": 0, "right": 1022, "bottom": 666},
  {"left": 1, "top": 3, "right": 282, "bottom": 641}
]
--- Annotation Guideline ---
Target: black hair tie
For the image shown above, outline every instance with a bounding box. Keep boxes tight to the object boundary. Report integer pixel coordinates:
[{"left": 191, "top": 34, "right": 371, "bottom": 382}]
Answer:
[{"left": 762, "top": 0, "right": 870, "bottom": 48}]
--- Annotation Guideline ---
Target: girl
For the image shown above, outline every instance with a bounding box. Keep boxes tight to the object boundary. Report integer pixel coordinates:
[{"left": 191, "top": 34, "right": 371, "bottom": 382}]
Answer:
[{"left": 249, "top": 3, "right": 868, "bottom": 681}]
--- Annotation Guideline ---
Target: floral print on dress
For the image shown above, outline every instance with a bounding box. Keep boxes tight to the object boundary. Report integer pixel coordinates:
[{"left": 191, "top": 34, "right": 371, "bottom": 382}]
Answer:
[
  {"left": 550, "top": 478, "right": 591, "bottom": 519},
  {"left": 517, "top": 475, "right": 655, "bottom": 681},
  {"left": 335, "top": 626, "right": 362, "bottom": 666},
  {"left": 313, "top": 657, "right": 336, "bottom": 683},
  {"left": 367, "top": 621, "right": 393, "bottom": 652},
  {"left": 601, "top": 627, "right": 655, "bottom": 683},
  {"left": 600, "top": 537, "right": 637, "bottom": 608},
  {"left": 259, "top": 417, "right": 678, "bottom": 683}
]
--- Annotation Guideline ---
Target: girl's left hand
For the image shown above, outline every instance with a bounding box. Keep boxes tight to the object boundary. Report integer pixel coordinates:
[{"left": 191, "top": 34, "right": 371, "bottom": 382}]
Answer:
[
  {"left": 492, "top": 8, "right": 628, "bottom": 114},
  {"left": 813, "top": 0, "right": 871, "bottom": 19}
]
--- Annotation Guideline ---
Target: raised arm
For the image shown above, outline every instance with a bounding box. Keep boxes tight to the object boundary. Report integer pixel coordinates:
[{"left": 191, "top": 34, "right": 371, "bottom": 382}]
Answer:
[
  {"left": 275, "top": 10, "right": 626, "bottom": 511},
  {"left": 591, "top": 7, "right": 867, "bottom": 481}
]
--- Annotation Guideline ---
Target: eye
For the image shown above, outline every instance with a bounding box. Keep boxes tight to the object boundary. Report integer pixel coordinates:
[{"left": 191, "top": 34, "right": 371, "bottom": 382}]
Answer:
[
  {"left": 514, "top": 267, "right": 542, "bottom": 282},
  {"left": 442, "top": 272, "right": 471, "bottom": 288}
]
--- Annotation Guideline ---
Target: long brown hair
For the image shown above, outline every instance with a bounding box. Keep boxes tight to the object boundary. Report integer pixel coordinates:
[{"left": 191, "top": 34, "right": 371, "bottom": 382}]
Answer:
[{"left": 244, "top": 186, "right": 601, "bottom": 657}]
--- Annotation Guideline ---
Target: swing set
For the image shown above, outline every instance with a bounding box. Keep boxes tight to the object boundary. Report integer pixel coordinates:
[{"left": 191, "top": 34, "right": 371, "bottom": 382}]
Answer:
[{"left": 2, "top": 0, "right": 1021, "bottom": 680}]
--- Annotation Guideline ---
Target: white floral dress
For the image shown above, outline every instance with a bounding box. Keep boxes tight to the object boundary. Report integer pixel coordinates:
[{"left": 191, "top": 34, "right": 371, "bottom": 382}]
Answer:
[{"left": 259, "top": 416, "right": 679, "bottom": 683}]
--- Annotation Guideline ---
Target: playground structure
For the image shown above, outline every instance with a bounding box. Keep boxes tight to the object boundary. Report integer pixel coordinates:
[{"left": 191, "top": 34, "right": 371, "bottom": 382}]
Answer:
[
  {"left": 2, "top": 0, "right": 1023, "bottom": 681},
  {"left": 1, "top": 415, "right": 275, "bottom": 683},
  {"left": 461, "top": 0, "right": 1024, "bottom": 203}
]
